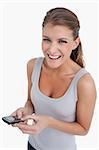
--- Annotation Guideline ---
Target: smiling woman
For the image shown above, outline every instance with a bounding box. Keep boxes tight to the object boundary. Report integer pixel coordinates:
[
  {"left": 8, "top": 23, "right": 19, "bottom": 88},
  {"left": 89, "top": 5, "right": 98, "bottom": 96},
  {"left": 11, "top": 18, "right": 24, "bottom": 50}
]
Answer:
[
  {"left": 42, "top": 7, "right": 84, "bottom": 68},
  {"left": 42, "top": 23, "right": 80, "bottom": 69},
  {"left": 10, "top": 7, "right": 96, "bottom": 150}
]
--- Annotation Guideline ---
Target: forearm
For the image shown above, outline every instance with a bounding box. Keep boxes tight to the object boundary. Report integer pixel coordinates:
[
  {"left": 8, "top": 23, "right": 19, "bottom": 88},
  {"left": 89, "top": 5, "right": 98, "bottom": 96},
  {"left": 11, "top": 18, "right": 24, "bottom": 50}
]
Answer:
[
  {"left": 24, "top": 99, "right": 35, "bottom": 115},
  {"left": 49, "top": 117, "right": 88, "bottom": 136}
]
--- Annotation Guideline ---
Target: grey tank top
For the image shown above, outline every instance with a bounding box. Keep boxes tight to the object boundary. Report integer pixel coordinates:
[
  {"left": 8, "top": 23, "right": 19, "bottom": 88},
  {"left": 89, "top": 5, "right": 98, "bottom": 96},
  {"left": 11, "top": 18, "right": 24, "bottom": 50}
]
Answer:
[{"left": 29, "top": 57, "right": 88, "bottom": 150}]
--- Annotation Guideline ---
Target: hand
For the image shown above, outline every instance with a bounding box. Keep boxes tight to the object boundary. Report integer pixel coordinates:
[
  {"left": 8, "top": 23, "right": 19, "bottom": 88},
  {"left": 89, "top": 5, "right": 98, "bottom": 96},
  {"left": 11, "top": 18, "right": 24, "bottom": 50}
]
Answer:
[
  {"left": 11, "top": 107, "right": 28, "bottom": 119},
  {"left": 14, "top": 114, "right": 52, "bottom": 135}
]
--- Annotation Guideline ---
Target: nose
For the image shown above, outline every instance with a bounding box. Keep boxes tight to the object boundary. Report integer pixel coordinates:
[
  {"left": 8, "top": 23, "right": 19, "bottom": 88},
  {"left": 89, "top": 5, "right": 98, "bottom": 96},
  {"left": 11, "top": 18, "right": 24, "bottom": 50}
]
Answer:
[{"left": 48, "top": 42, "right": 58, "bottom": 54}]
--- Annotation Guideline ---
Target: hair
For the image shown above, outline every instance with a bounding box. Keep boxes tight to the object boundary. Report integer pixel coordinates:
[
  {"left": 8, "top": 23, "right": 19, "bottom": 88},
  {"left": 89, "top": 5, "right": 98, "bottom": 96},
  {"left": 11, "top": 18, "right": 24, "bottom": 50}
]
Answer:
[{"left": 42, "top": 7, "right": 85, "bottom": 68}]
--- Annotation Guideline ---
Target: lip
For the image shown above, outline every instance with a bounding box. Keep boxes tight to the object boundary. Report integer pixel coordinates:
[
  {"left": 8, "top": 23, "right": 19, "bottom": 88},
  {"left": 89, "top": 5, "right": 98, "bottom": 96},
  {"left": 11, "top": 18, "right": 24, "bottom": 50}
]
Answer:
[{"left": 47, "top": 54, "right": 62, "bottom": 60}]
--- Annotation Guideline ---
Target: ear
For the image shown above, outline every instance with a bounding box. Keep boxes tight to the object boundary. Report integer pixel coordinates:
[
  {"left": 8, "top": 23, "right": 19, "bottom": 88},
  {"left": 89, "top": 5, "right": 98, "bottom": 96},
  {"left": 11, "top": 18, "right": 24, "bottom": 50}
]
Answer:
[{"left": 72, "top": 37, "right": 80, "bottom": 50}]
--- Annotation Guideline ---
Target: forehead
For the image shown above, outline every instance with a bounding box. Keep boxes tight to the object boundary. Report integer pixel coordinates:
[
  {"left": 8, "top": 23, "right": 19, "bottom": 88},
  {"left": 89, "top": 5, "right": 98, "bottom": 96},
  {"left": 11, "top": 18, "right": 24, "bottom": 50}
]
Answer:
[{"left": 42, "top": 23, "right": 73, "bottom": 39}]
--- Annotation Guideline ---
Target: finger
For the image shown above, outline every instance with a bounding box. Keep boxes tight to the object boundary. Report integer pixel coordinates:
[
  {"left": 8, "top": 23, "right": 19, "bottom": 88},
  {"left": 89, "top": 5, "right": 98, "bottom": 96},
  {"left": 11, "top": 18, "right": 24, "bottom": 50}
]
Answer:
[
  {"left": 15, "top": 123, "right": 31, "bottom": 130},
  {"left": 12, "top": 121, "right": 25, "bottom": 127},
  {"left": 16, "top": 109, "right": 23, "bottom": 119},
  {"left": 21, "top": 129, "right": 38, "bottom": 135},
  {"left": 10, "top": 108, "right": 23, "bottom": 119},
  {"left": 10, "top": 111, "right": 17, "bottom": 116},
  {"left": 27, "top": 119, "right": 36, "bottom": 125},
  {"left": 17, "top": 123, "right": 38, "bottom": 133},
  {"left": 20, "top": 126, "right": 39, "bottom": 135},
  {"left": 16, "top": 123, "right": 40, "bottom": 135},
  {"left": 21, "top": 114, "right": 35, "bottom": 120},
  {"left": 22, "top": 114, "right": 39, "bottom": 122},
  {"left": 12, "top": 124, "right": 16, "bottom": 127},
  {"left": 12, "top": 123, "right": 19, "bottom": 127}
]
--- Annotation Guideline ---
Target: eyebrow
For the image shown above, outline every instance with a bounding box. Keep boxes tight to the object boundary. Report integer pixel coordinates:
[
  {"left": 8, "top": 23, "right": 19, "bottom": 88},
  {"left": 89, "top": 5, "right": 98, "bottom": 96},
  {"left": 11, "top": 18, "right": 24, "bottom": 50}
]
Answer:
[{"left": 43, "top": 35, "right": 69, "bottom": 41}]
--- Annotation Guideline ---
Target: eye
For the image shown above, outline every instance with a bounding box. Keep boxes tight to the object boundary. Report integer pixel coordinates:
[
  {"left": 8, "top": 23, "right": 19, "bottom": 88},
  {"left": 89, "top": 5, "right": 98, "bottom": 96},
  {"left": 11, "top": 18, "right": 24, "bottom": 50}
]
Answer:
[
  {"left": 43, "top": 38, "right": 51, "bottom": 42},
  {"left": 58, "top": 40, "right": 67, "bottom": 44}
]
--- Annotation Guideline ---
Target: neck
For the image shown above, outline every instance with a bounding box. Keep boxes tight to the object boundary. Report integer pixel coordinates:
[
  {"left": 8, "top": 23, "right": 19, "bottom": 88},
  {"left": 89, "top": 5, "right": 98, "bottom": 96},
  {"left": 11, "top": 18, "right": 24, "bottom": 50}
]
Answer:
[{"left": 43, "top": 58, "right": 79, "bottom": 76}]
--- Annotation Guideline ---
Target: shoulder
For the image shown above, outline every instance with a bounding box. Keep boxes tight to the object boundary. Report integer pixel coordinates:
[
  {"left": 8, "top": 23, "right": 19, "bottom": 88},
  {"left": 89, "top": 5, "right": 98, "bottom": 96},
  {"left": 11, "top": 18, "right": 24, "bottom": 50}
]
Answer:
[
  {"left": 78, "top": 72, "right": 96, "bottom": 89},
  {"left": 27, "top": 58, "right": 37, "bottom": 68},
  {"left": 77, "top": 72, "right": 97, "bottom": 100},
  {"left": 27, "top": 58, "right": 37, "bottom": 76}
]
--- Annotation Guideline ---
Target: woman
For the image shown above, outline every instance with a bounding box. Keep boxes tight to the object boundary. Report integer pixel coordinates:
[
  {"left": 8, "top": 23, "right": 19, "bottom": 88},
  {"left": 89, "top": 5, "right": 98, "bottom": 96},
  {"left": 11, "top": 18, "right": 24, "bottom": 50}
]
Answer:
[{"left": 12, "top": 7, "right": 96, "bottom": 150}]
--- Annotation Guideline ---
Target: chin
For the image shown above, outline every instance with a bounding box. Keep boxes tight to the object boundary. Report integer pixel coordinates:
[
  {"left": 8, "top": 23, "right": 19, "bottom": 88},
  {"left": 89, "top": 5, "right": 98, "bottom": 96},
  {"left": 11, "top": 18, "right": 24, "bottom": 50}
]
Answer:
[{"left": 47, "top": 60, "right": 62, "bottom": 69}]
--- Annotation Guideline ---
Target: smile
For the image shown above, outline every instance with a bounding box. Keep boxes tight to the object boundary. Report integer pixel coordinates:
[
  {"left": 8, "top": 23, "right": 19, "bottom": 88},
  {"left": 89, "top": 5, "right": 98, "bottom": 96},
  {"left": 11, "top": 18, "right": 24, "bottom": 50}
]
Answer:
[{"left": 47, "top": 54, "right": 62, "bottom": 60}]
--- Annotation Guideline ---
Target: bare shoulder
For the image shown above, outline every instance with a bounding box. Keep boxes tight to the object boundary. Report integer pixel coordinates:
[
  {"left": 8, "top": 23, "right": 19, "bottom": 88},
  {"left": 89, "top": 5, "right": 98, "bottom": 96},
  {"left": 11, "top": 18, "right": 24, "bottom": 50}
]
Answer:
[
  {"left": 77, "top": 72, "right": 97, "bottom": 100},
  {"left": 27, "top": 58, "right": 37, "bottom": 69},
  {"left": 78, "top": 73, "right": 96, "bottom": 90},
  {"left": 27, "top": 58, "right": 37, "bottom": 79},
  {"left": 27, "top": 58, "right": 37, "bottom": 73}
]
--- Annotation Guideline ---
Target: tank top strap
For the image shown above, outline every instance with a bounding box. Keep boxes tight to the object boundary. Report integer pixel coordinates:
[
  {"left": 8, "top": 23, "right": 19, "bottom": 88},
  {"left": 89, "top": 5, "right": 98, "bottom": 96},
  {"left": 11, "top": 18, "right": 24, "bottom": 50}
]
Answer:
[
  {"left": 74, "top": 68, "right": 88, "bottom": 83},
  {"left": 73, "top": 68, "right": 89, "bottom": 101},
  {"left": 31, "top": 57, "right": 44, "bottom": 83}
]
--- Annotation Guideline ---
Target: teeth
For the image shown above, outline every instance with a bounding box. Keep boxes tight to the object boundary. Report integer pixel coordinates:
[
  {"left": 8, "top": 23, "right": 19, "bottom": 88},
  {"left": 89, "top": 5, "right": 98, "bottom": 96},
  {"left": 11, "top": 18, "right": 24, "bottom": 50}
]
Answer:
[{"left": 48, "top": 54, "right": 61, "bottom": 59}]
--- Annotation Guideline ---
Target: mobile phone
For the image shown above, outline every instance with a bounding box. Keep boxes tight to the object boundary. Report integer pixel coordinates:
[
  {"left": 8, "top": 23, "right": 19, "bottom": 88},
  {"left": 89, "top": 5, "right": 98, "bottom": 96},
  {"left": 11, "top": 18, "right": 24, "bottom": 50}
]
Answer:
[{"left": 2, "top": 116, "right": 24, "bottom": 125}]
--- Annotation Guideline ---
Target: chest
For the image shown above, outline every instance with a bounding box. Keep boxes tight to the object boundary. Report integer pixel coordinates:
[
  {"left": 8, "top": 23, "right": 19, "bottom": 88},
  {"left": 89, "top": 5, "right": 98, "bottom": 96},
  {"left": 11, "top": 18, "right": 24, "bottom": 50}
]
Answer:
[{"left": 39, "top": 71, "right": 75, "bottom": 98}]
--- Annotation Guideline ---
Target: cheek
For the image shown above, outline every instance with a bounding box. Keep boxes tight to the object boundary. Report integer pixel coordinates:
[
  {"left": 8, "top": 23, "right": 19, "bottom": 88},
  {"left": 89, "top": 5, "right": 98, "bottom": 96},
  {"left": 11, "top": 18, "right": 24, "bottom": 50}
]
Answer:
[
  {"left": 42, "top": 42, "right": 49, "bottom": 52},
  {"left": 62, "top": 45, "right": 72, "bottom": 53},
  {"left": 62, "top": 45, "right": 73, "bottom": 57}
]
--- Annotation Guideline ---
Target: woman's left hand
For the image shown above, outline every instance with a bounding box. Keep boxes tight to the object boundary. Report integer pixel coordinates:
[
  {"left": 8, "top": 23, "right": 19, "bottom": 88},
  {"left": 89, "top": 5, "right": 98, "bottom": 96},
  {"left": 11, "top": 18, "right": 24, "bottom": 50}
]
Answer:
[{"left": 13, "top": 114, "right": 52, "bottom": 135}]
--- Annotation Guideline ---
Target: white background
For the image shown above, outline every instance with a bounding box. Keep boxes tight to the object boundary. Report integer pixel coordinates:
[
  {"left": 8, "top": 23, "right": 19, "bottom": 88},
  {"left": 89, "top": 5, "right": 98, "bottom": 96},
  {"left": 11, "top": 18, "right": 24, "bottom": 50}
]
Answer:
[{"left": 0, "top": 0, "right": 99, "bottom": 150}]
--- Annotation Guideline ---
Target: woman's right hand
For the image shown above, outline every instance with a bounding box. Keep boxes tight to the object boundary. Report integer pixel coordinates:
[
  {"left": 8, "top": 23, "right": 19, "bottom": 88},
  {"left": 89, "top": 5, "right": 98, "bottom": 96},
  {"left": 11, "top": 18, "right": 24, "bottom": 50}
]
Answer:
[{"left": 11, "top": 107, "right": 27, "bottom": 119}]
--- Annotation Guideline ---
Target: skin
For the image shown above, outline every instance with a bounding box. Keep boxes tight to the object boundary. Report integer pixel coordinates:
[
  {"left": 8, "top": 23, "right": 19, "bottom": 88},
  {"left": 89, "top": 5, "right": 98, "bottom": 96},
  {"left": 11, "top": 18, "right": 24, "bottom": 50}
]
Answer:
[{"left": 12, "top": 23, "right": 96, "bottom": 136}]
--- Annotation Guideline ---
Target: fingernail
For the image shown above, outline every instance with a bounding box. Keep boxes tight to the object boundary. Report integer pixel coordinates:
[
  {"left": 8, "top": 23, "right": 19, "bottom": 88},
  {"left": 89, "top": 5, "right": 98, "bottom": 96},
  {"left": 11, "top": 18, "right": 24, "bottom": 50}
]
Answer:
[
  {"left": 32, "top": 113, "right": 35, "bottom": 116},
  {"left": 13, "top": 124, "right": 17, "bottom": 127}
]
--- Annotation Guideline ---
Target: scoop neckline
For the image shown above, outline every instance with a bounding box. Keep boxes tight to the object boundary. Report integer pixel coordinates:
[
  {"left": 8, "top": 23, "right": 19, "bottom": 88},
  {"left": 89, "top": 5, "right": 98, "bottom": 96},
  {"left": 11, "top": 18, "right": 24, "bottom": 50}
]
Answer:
[{"left": 36, "top": 58, "right": 84, "bottom": 102}]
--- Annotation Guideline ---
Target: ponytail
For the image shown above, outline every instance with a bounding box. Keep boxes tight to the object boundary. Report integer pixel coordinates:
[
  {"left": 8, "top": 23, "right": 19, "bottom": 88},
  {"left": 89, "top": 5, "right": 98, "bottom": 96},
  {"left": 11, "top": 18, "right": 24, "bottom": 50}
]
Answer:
[{"left": 70, "top": 42, "right": 85, "bottom": 68}]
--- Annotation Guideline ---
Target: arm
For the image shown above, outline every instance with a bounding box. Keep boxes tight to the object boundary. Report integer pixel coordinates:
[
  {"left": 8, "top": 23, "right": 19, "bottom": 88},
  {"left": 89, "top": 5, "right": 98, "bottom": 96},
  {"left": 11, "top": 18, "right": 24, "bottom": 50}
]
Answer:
[
  {"left": 23, "top": 58, "right": 36, "bottom": 114},
  {"left": 48, "top": 73, "right": 97, "bottom": 135},
  {"left": 11, "top": 58, "right": 36, "bottom": 117}
]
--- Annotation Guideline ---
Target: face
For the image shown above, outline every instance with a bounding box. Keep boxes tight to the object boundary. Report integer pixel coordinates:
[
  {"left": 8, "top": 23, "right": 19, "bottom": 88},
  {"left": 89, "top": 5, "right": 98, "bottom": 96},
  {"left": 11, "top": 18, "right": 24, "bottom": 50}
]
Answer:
[{"left": 42, "top": 23, "right": 79, "bottom": 69}]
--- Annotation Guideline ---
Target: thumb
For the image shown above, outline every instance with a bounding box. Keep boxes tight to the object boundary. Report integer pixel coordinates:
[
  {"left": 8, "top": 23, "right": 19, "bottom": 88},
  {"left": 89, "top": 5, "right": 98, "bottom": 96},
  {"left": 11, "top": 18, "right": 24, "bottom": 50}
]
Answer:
[
  {"left": 21, "top": 114, "right": 39, "bottom": 121},
  {"left": 16, "top": 111, "right": 23, "bottom": 119},
  {"left": 10, "top": 112, "right": 16, "bottom": 116},
  {"left": 31, "top": 115, "right": 39, "bottom": 122}
]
